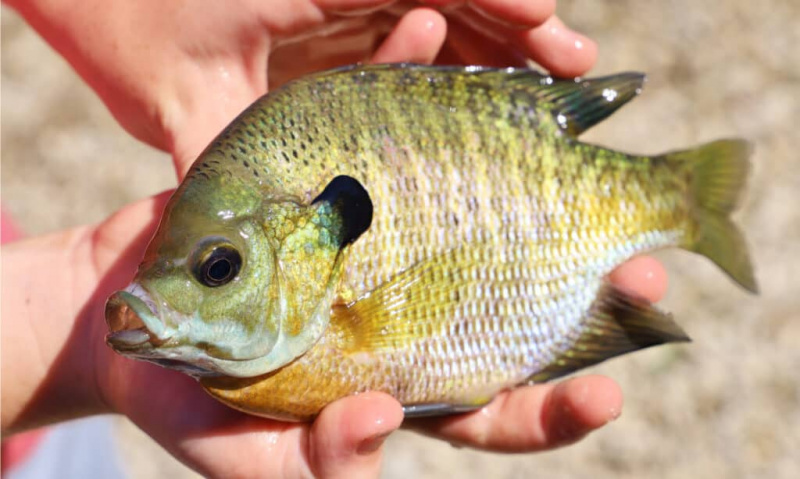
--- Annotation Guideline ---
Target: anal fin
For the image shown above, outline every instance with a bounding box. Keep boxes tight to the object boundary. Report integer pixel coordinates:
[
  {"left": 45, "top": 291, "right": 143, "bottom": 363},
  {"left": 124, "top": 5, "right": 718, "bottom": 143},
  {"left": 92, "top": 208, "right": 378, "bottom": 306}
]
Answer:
[{"left": 529, "top": 283, "right": 690, "bottom": 383}]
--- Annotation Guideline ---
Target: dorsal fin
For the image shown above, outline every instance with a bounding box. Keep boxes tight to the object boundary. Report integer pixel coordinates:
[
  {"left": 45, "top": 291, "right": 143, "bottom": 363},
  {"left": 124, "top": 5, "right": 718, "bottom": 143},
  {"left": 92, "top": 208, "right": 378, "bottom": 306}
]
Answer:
[
  {"left": 296, "top": 64, "right": 643, "bottom": 138},
  {"left": 526, "top": 72, "right": 645, "bottom": 136},
  {"left": 528, "top": 283, "right": 690, "bottom": 383},
  {"left": 312, "top": 175, "right": 373, "bottom": 247}
]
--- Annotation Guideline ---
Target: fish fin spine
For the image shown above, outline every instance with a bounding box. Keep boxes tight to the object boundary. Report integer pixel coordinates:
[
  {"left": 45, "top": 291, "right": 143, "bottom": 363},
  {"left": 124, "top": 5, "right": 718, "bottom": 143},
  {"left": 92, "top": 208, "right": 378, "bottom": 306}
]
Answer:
[
  {"left": 402, "top": 402, "right": 487, "bottom": 418},
  {"left": 528, "top": 283, "right": 690, "bottom": 383},
  {"left": 667, "top": 139, "right": 758, "bottom": 293},
  {"left": 523, "top": 72, "right": 645, "bottom": 136}
]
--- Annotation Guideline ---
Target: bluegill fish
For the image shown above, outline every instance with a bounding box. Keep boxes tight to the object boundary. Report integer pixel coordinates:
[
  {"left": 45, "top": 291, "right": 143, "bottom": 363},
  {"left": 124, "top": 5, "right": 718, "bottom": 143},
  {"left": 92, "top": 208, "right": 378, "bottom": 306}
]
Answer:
[{"left": 105, "top": 64, "right": 757, "bottom": 421}]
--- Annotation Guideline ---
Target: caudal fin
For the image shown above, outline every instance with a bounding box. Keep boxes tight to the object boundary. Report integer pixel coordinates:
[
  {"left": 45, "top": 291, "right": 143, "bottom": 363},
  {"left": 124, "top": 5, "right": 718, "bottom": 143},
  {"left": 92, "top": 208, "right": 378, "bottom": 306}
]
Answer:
[{"left": 665, "top": 139, "right": 758, "bottom": 293}]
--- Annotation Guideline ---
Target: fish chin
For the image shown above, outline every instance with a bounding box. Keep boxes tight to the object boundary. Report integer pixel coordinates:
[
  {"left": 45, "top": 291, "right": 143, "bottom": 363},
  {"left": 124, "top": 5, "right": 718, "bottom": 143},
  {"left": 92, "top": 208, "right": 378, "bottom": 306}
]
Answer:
[{"left": 104, "top": 283, "right": 301, "bottom": 378}]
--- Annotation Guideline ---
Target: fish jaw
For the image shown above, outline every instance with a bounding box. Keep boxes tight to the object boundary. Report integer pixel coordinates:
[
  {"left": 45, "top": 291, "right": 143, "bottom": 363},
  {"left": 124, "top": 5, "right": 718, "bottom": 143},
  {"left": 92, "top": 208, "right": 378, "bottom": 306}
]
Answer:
[
  {"left": 104, "top": 282, "right": 320, "bottom": 378},
  {"left": 105, "top": 285, "right": 169, "bottom": 348},
  {"left": 104, "top": 284, "right": 212, "bottom": 376},
  {"left": 105, "top": 285, "right": 234, "bottom": 377}
]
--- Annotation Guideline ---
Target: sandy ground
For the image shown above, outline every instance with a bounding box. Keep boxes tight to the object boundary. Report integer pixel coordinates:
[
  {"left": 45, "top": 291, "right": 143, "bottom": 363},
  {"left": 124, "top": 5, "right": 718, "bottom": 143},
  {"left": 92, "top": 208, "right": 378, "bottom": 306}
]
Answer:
[{"left": 2, "top": 1, "right": 799, "bottom": 477}]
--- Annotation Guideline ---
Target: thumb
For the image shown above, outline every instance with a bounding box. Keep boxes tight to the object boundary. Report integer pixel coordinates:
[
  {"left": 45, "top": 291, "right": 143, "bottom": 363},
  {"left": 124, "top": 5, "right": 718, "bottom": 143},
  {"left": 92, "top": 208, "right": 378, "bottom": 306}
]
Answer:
[
  {"left": 166, "top": 73, "right": 267, "bottom": 180},
  {"left": 308, "top": 392, "right": 403, "bottom": 479}
]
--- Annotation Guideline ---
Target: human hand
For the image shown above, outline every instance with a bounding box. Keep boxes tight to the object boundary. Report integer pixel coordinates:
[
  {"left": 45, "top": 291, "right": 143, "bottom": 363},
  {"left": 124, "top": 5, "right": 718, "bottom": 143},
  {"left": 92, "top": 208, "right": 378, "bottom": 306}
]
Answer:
[
  {"left": 9, "top": 0, "right": 596, "bottom": 177},
  {"left": 2, "top": 1, "right": 668, "bottom": 477}
]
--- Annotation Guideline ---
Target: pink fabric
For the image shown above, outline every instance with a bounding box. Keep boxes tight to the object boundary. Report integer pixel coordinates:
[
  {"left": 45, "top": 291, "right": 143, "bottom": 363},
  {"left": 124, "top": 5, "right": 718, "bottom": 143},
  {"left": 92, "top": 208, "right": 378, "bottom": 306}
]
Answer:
[
  {"left": 1, "top": 209, "right": 22, "bottom": 244},
  {"left": 1, "top": 429, "right": 49, "bottom": 474},
  {"left": 0, "top": 208, "right": 50, "bottom": 474}
]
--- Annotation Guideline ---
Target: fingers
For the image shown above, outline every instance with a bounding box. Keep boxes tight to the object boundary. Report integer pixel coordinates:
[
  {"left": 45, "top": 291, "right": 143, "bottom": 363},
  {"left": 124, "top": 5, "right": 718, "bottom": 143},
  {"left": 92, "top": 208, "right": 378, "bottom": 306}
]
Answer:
[
  {"left": 308, "top": 392, "right": 404, "bottom": 479},
  {"left": 442, "top": 8, "right": 597, "bottom": 76},
  {"left": 516, "top": 15, "right": 597, "bottom": 77},
  {"left": 537, "top": 375, "right": 623, "bottom": 447},
  {"left": 408, "top": 375, "right": 622, "bottom": 452},
  {"left": 314, "top": 0, "right": 397, "bottom": 15},
  {"left": 371, "top": 8, "right": 447, "bottom": 64},
  {"left": 467, "top": 0, "right": 556, "bottom": 28},
  {"left": 435, "top": 11, "right": 530, "bottom": 66},
  {"left": 89, "top": 191, "right": 173, "bottom": 275},
  {"left": 609, "top": 255, "right": 669, "bottom": 303},
  {"left": 322, "top": 0, "right": 596, "bottom": 76}
]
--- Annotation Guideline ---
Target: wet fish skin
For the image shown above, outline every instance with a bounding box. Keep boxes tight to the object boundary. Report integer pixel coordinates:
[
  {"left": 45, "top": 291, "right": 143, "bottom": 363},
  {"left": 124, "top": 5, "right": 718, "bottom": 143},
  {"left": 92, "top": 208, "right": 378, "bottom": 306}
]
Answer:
[{"left": 105, "top": 64, "right": 756, "bottom": 421}]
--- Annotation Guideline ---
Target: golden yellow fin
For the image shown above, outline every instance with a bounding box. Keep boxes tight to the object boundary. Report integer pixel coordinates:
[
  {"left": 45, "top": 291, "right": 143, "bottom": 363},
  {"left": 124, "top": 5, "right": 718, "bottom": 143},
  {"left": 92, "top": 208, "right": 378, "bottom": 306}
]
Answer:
[
  {"left": 529, "top": 283, "right": 690, "bottom": 383},
  {"left": 335, "top": 249, "right": 469, "bottom": 352},
  {"left": 665, "top": 139, "right": 758, "bottom": 293}
]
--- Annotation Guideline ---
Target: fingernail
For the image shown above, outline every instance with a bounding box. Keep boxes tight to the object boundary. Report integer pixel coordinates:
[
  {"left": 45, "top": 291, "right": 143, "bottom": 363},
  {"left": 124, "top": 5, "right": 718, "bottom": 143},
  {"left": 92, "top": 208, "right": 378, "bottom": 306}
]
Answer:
[{"left": 357, "top": 431, "right": 392, "bottom": 455}]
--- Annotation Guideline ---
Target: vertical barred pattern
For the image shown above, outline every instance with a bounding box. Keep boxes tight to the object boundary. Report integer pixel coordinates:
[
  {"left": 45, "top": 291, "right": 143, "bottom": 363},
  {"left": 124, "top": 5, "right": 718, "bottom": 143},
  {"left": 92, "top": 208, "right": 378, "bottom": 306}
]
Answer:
[{"left": 199, "top": 65, "right": 692, "bottom": 419}]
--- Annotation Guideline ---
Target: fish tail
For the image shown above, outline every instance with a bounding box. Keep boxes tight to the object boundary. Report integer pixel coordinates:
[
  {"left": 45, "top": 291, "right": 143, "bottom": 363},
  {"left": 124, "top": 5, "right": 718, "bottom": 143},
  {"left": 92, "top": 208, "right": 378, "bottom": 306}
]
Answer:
[{"left": 666, "top": 139, "right": 758, "bottom": 293}]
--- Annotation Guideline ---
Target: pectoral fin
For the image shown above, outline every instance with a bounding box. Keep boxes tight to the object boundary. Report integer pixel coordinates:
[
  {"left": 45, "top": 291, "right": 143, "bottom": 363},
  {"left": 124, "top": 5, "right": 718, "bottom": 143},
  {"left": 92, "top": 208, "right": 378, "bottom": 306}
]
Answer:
[
  {"left": 333, "top": 247, "right": 472, "bottom": 353},
  {"left": 528, "top": 283, "right": 690, "bottom": 383}
]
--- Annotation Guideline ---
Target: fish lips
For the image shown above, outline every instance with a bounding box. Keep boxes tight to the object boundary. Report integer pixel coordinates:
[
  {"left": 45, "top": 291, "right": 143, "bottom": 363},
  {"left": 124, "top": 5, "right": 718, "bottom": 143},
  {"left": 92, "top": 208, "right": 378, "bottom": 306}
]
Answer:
[{"left": 105, "top": 287, "right": 168, "bottom": 352}]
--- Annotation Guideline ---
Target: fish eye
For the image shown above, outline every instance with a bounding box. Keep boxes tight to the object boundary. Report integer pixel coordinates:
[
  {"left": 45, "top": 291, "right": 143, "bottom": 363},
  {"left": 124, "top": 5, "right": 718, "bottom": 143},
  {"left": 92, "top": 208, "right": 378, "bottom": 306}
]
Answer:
[{"left": 193, "top": 242, "right": 242, "bottom": 287}]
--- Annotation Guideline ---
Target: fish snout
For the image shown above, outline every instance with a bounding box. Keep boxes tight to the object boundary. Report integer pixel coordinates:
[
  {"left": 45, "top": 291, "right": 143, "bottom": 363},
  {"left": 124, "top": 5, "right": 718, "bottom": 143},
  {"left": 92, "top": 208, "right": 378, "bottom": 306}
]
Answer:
[{"left": 105, "top": 287, "right": 168, "bottom": 351}]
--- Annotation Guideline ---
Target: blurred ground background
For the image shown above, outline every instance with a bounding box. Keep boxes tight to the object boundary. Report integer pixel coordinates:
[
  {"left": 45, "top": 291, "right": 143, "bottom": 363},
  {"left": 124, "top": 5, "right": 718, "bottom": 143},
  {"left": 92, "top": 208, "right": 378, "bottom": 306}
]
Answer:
[{"left": 2, "top": 0, "right": 799, "bottom": 477}]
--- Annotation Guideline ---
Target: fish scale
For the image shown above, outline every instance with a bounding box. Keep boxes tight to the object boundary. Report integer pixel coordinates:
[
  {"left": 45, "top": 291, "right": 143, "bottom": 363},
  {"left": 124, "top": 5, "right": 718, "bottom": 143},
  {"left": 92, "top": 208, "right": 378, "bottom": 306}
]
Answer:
[
  {"left": 105, "top": 64, "right": 756, "bottom": 420},
  {"left": 197, "top": 127, "right": 686, "bottom": 416}
]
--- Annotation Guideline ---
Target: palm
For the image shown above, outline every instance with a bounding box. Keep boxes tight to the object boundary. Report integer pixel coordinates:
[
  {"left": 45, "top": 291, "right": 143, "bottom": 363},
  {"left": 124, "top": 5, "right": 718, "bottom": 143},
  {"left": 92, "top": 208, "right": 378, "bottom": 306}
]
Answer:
[{"left": 107, "top": 350, "right": 318, "bottom": 477}]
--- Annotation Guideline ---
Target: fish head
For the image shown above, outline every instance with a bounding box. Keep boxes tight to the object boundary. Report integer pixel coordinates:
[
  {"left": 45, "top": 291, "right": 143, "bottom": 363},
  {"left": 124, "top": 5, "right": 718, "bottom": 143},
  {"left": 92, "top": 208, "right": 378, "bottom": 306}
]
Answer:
[{"left": 105, "top": 157, "right": 373, "bottom": 378}]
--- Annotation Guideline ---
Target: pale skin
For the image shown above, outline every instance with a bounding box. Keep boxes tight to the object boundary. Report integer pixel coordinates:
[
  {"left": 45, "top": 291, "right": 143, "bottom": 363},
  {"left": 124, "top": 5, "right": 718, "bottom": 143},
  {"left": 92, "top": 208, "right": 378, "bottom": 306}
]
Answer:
[{"left": 1, "top": 1, "right": 668, "bottom": 478}]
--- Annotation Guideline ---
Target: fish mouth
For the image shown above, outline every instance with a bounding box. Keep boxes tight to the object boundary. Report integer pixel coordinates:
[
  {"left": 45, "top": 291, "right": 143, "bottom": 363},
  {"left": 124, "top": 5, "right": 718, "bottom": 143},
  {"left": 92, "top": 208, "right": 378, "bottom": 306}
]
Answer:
[
  {"left": 104, "top": 285, "right": 223, "bottom": 377},
  {"left": 105, "top": 284, "right": 169, "bottom": 351}
]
